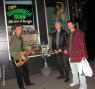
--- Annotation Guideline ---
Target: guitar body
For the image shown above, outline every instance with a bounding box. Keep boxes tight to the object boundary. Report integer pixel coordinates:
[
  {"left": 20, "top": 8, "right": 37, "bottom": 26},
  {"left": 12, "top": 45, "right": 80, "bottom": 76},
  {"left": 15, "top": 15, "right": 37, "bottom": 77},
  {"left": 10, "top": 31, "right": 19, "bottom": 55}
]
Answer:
[
  {"left": 13, "top": 50, "right": 32, "bottom": 67},
  {"left": 14, "top": 58, "right": 27, "bottom": 67}
]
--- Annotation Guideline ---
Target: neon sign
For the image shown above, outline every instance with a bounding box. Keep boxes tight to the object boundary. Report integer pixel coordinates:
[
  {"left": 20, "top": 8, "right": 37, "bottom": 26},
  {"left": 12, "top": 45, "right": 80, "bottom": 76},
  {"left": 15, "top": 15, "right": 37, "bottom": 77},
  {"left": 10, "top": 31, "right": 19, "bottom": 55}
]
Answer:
[{"left": 6, "top": 4, "right": 33, "bottom": 25}]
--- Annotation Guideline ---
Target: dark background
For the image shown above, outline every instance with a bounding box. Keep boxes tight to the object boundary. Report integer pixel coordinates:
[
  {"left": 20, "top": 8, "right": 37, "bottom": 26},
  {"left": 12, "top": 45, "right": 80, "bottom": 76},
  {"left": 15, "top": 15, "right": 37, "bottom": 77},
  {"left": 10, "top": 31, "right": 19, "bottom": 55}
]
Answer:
[{"left": 79, "top": 1, "right": 95, "bottom": 59}]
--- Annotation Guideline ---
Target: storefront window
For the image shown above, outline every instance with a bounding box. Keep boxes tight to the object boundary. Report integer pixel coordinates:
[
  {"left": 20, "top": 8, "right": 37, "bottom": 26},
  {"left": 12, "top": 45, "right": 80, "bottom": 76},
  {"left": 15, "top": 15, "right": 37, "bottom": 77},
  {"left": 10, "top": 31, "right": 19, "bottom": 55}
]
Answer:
[{"left": 5, "top": 0, "right": 42, "bottom": 57}]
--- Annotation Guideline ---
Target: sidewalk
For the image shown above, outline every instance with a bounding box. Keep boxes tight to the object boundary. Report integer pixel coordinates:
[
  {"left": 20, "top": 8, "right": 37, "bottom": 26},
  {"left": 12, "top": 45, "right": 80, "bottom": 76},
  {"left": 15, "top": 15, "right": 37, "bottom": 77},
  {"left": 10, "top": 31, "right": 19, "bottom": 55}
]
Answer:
[{"left": 0, "top": 60, "right": 95, "bottom": 89}]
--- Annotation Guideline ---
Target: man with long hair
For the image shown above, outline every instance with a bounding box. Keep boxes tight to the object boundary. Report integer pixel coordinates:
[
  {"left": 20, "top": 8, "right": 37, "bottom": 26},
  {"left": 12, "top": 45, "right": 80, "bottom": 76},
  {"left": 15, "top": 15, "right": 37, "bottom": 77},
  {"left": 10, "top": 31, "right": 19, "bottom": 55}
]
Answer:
[{"left": 52, "top": 21, "right": 69, "bottom": 82}]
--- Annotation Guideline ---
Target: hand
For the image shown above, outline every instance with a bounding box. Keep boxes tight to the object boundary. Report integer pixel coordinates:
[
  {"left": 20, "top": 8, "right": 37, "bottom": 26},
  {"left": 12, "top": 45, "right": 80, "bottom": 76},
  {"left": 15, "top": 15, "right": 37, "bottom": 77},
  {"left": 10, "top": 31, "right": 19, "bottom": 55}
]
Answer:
[
  {"left": 21, "top": 56, "right": 26, "bottom": 61},
  {"left": 82, "top": 57, "right": 86, "bottom": 60},
  {"left": 58, "top": 49, "right": 62, "bottom": 52},
  {"left": 54, "top": 50, "right": 58, "bottom": 54},
  {"left": 20, "top": 51, "right": 26, "bottom": 56},
  {"left": 64, "top": 49, "right": 68, "bottom": 54}
]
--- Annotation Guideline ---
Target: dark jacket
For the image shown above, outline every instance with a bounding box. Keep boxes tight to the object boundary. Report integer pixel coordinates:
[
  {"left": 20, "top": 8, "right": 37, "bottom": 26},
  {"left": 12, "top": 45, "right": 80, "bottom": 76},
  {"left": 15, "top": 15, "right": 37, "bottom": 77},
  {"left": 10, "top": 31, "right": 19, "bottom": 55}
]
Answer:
[{"left": 52, "top": 30, "right": 67, "bottom": 51}]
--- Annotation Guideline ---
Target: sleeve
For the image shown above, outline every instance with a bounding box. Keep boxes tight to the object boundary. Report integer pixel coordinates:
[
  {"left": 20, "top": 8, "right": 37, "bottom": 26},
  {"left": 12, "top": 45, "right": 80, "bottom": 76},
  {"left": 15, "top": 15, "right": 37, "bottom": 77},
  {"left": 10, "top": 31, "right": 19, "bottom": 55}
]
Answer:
[
  {"left": 61, "top": 31, "right": 67, "bottom": 51},
  {"left": 51, "top": 33, "right": 55, "bottom": 51},
  {"left": 10, "top": 37, "right": 20, "bottom": 60},
  {"left": 64, "top": 31, "right": 69, "bottom": 49},
  {"left": 64, "top": 31, "right": 68, "bottom": 49},
  {"left": 80, "top": 32, "right": 88, "bottom": 58}
]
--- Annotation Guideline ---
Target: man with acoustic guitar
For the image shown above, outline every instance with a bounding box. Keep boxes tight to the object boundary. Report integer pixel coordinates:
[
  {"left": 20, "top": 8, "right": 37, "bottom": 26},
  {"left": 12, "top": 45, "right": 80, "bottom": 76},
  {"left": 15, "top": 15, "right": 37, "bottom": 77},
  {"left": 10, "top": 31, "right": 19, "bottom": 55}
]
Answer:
[{"left": 10, "top": 24, "right": 35, "bottom": 89}]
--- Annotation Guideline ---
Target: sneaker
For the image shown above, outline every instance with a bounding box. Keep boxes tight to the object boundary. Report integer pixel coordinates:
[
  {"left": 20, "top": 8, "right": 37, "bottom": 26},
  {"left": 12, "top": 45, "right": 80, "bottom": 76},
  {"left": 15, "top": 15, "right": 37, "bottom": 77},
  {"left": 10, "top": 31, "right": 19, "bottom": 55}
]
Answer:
[
  {"left": 64, "top": 78, "right": 69, "bottom": 83},
  {"left": 56, "top": 76, "right": 65, "bottom": 79},
  {"left": 70, "top": 83, "right": 79, "bottom": 87},
  {"left": 20, "top": 87, "right": 25, "bottom": 89},
  {"left": 26, "top": 82, "right": 35, "bottom": 86},
  {"left": 79, "top": 87, "right": 83, "bottom": 89}
]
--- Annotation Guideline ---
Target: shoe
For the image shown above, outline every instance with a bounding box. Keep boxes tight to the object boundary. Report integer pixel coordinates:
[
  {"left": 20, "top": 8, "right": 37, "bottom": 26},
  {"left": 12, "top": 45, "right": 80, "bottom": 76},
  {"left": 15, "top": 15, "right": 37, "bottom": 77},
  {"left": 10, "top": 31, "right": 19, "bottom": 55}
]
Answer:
[
  {"left": 64, "top": 78, "right": 69, "bottom": 83},
  {"left": 79, "top": 87, "right": 84, "bottom": 89},
  {"left": 56, "top": 76, "right": 64, "bottom": 79},
  {"left": 20, "top": 87, "right": 25, "bottom": 89},
  {"left": 26, "top": 82, "right": 35, "bottom": 86},
  {"left": 70, "top": 83, "right": 79, "bottom": 87}
]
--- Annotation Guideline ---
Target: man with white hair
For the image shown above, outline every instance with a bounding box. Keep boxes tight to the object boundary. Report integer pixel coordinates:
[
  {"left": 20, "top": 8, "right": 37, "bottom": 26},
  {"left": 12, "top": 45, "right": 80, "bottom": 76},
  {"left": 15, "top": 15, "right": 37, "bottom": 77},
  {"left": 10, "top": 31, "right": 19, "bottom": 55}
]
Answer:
[{"left": 52, "top": 21, "right": 70, "bottom": 82}]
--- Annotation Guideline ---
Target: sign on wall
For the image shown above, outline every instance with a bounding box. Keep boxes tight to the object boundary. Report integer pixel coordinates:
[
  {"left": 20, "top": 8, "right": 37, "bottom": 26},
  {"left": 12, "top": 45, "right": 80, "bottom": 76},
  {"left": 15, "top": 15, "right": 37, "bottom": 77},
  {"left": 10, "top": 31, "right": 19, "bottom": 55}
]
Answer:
[{"left": 6, "top": 4, "right": 33, "bottom": 25}]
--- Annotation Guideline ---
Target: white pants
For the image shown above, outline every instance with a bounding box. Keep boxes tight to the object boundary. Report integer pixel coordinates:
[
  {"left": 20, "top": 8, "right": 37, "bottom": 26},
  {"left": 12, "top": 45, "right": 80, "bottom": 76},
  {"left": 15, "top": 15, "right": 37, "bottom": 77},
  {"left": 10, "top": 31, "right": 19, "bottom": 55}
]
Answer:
[{"left": 69, "top": 59, "right": 87, "bottom": 89}]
